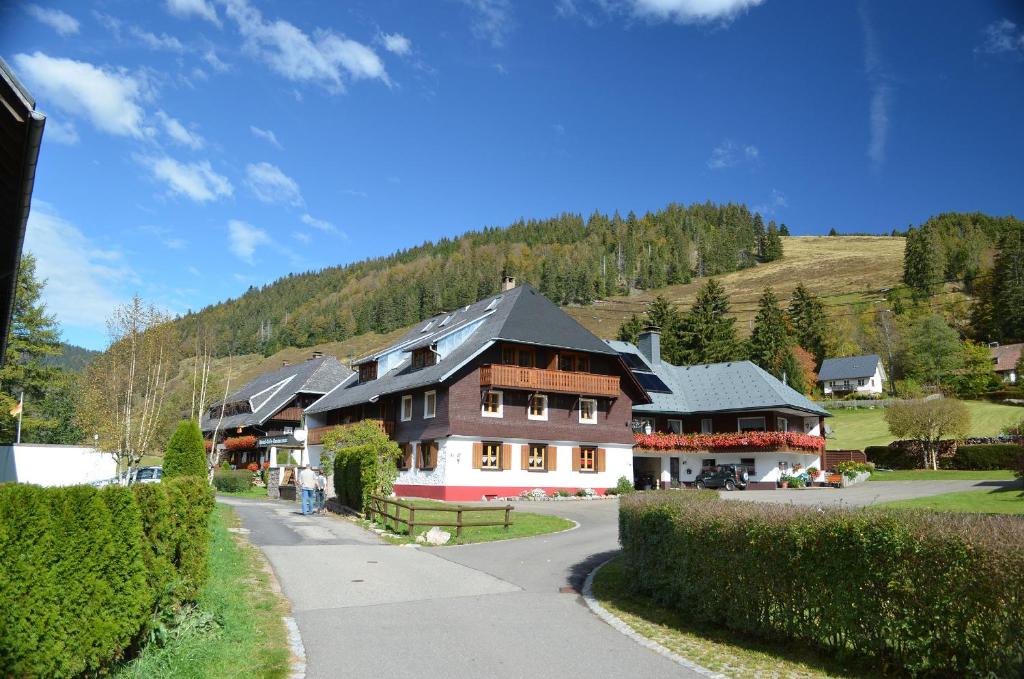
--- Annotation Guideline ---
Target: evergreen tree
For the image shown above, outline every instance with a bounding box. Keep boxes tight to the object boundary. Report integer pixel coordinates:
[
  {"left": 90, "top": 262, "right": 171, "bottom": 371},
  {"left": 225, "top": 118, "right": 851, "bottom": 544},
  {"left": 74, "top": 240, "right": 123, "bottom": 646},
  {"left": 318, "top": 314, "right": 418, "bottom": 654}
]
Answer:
[
  {"left": 762, "top": 222, "right": 783, "bottom": 261},
  {"left": 779, "top": 347, "right": 807, "bottom": 395},
  {"left": 902, "top": 226, "right": 944, "bottom": 299},
  {"left": 786, "top": 284, "right": 828, "bottom": 363},
  {"left": 616, "top": 314, "right": 645, "bottom": 344},
  {"left": 991, "top": 223, "right": 1024, "bottom": 342},
  {"left": 644, "top": 295, "right": 684, "bottom": 364},
  {"left": 778, "top": 223, "right": 790, "bottom": 236},
  {"left": 902, "top": 314, "right": 963, "bottom": 388},
  {"left": 748, "top": 288, "right": 790, "bottom": 378},
  {"left": 753, "top": 213, "right": 766, "bottom": 258},
  {"left": 163, "top": 420, "right": 207, "bottom": 479},
  {"left": 678, "top": 279, "right": 739, "bottom": 364},
  {"left": 949, "top": 341, "right": 1000, "bottom": 398},
  {"left": 828, "top": 227, "right": 838, "bottom": 236}
]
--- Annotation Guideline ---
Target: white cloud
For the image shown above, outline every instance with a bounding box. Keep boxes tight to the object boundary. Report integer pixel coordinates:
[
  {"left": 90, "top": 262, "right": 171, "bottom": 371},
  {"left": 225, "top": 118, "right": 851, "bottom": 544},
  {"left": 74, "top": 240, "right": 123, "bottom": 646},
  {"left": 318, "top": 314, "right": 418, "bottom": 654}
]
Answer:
[
  {"left": 250, "top": 125, "right": 282, "bottom": 148},
  {"left": 978, "top": 19, "right": 1024, "bottom": 56},
  {"left": 859, "top": 3, "right": 891, "bottom": 170},
  {"left": 300, "top": 213, "right": 336, "bottom": 233},
  {"left": 165, "top": 0, "right": 220, "bottom": 26},
  {"left": 460, "top": 0, "right": 514, "bottom": 47},
  {"left": 25, "top": 204, "right": 130, "bottom": 331},
  {"left": 142, "top": 156, "right": 233, "bottom": 202},
  {"left": 156, "top": 111, "right": 204, "bottom": 149},
  {"left": 753, "top": 188, "right": 787, "bottom": 216},
  {"left": 203, "top": 49, "right": 230, "bottom": 72},
  {"left": 140, "top": 224, "right": 188, "bottom": 250},
  {"left": 293, "top": 231, "right": 312, "bottom": 244},
  {"left": 245, "top": 162, "right": 303, "bottom": 205},
  {"left": 627, "top": 0, "right": 763, "bottom": 23},
  {"left": 25, "top": 5, "right": 79, "bottom": 36},
  {"left": 707, "top": 139, "right": 759, "bottom": 170},
  {"left": 13, "top": 52, "right": 147, "bottom": 138},
  {"left": 228, "top": 220, "right": 271, "bottom": 264},
  {"left": 222, "top": 0, "right": 389, "bottom": 91},
  {"left": 132, "top": 27, "right": 185, "bottom": 52},
  {"left": 45, "top": 118, "right": 79, "bottom": 145},
  {"left": 380, "top": 32, "right": 412, "bottom": 55}
]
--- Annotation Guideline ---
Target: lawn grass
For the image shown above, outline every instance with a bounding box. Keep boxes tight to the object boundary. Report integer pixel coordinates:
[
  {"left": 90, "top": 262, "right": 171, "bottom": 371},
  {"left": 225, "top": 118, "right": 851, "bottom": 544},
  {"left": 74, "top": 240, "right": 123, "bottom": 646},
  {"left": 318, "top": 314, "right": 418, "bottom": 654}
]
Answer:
[
  {"left": 371, "top": 498, "right": 574, "bottom": 545},
  {"left": 827, "top": 400, "right": 1023, "bottom": 451},
  {"left": 870, "top": 469, "right": 1018, "bottom": 481},
  {"left": 875, "top": 486, "right": 1024, "bottom": 515},
  {"left": 215, "top": 485, "right": 271, "bottom": 499},
  {"left": 115, "top": 504, "right": 291, "bottom": 679},
  {"left": 591, "top": 557, "right": 874, "bottom": 679}
]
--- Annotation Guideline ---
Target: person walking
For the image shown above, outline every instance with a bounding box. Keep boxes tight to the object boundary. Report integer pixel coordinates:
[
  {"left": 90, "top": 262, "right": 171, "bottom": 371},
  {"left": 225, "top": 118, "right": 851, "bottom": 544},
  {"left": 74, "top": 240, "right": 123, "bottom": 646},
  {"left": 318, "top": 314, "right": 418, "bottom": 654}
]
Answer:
[
  {"left": 298, "top": 464, "right": 317, "bottom": 516},
  {"left": 315, "top": 467, "right": 327, "bottom": 515}
]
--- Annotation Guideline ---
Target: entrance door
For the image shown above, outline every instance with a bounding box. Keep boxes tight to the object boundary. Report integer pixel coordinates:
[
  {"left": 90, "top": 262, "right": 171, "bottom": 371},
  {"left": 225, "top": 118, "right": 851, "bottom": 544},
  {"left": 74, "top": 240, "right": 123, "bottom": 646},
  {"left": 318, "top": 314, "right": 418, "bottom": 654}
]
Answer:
[{"left": 670, "top": 458, "right": 680, "bottom": 488}]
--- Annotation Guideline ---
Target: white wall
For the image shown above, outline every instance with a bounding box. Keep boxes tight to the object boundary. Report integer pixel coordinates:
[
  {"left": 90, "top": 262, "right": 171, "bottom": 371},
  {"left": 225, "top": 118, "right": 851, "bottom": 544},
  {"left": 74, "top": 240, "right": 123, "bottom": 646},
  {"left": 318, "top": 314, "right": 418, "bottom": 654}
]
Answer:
[
  {"left": 0, "top": 444, "right": 117, "bottom": 487},
  {"left": 634, "top": 451, "right": 821, "bottom": 485},
  {"left": 822, "top": 365, "right": 885, "bottom": 396}
]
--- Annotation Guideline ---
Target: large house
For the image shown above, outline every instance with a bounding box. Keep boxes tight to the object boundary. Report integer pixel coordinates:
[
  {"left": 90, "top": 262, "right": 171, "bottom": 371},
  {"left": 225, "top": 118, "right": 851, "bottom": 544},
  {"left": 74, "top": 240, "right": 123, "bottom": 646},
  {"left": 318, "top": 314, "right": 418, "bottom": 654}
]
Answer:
[
  {"left": 202, "top": 354, "right": 352, "bottom": 468},
  {"left": 817, "top": 354, "right": 886, "bottom": 396},
  {"left": 304, "top": 280, "right": 650, "bottom": 500},
  {"left": 990, "top": 343, "right": 1022, "bottom": 385},
  {"left": 609, "top": 331, "right": 830, "bottom": 490}
]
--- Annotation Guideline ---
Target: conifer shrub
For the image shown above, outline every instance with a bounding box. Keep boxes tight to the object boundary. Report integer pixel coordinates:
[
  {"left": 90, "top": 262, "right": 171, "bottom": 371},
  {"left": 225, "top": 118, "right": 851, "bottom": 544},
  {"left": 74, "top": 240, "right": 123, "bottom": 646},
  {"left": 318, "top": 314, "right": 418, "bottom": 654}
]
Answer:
[
  {"left": 163, "top": 419, "right": 208, "bottom": 479},
  {"left": 213, "top": 469, "right": 253, "bottom": 493},
  {"left": 618, "top": 492, "right": 1024, "bottom": 677}
]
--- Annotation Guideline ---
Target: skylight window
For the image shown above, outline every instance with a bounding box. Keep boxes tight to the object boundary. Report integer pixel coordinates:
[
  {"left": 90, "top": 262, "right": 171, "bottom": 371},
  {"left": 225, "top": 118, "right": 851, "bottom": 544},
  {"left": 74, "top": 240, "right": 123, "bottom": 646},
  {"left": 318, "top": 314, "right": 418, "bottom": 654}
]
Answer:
[
  {"left": 421, "top": 320, "right": 434, "bottom": 333},
  {"left": 439, "top": 314, "right": 453, "bottom": 327},
  {"left": 485, "top": 295, "right": 502, "bottom": 311}
]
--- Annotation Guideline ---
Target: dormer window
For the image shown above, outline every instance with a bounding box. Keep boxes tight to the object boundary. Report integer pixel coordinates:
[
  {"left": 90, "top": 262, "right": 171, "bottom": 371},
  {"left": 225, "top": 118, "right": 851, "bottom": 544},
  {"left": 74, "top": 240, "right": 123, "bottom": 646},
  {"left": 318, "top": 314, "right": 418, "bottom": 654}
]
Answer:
[
  {"left": 411, "top": 347, "right": 436, "bottom": 370},
  {"left": 359, "top": 362, "right": 378, "bottom": 383}
]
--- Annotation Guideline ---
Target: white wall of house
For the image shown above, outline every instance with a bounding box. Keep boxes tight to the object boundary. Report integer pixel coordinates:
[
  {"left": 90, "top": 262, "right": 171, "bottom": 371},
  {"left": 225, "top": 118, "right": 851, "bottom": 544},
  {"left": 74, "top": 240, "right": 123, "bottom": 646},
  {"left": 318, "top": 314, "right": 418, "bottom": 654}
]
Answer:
[
  {"left": 1000, "top": 369, "right": 1018, "bottom": 384},
  {"left": 634, "top": 450, "right": 821, "bottom": 486},
  {"left": 0, "top": 444, "right": 117, "bottom": 486},
  {"left": 822, "top": 364, "right": 885, "bottom": 396},
  {"left": 395, "top": 436, "right": 633, "bottom": 492}
]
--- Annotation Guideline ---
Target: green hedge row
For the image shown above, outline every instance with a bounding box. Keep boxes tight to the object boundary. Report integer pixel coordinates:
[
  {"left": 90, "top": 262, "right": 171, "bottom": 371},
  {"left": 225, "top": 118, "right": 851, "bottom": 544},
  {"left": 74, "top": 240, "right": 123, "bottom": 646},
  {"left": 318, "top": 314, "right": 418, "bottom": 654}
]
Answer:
[
  {"left": 619, "top": 492, "right": 1024, "bottom": 677},
  {"left": 213, "top": 469, "right": 253, "bottom": 493},
  {"left": 942, "top": 444, "right": 1024, "bottom": 470},
  {"left": 0, "top": 478, "right": 214, "bottom": 677},
  {"left": 864, "top": 445, "right": 919, "bottom": 469}
]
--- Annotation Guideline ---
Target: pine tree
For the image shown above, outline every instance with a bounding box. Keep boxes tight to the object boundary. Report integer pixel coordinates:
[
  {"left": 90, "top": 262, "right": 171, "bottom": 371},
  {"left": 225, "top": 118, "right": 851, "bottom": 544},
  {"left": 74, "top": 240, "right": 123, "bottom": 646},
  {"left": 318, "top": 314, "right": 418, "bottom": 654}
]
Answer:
[
  {"left": 748, "top": 288, "right": 790, "bottom": 378},
  {"left": 616, "top": 314, "right": 645, "bottom": 344},
  {"left": 991, "top": 223, "right": 1024, "bottom": 342},
  {"left": 779, "top": 223, "right": 790, "bottom": 236},
  {"left": 753, "top": 213, "right": 766, "bottom": 258},
  {"left": 828, "top": 228, "right": 838, "bottom": 236},
  {"left": 644, "top": 296, "right": 684, "bottom": 364},
  {"left": 163, "top": 420, "right": 207, "bottom": 479},
  {"left": 678, "top": 279, "right": 739, "bottom": 364},
  {"left": 762, "top": 222, "right": 784, "bottom": 262},
  {"left": 779, "top": 347, "right": 807, "bottom": 395},
  {"left": 786, "top": 284, "right": 828, "bottom": 363},
  {"left": 902, "top": 226, "right": 943, "bottom": 299}
]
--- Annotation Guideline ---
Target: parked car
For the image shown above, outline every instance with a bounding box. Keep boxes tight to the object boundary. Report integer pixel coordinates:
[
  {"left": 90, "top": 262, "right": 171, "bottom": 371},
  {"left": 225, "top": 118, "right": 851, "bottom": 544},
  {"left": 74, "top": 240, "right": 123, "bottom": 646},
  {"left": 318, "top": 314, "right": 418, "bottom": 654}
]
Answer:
[
  {"left": 133, "top": 466, "right": 163, "bottom": 484},
  {"left": 693, "top": 464, "right": 749, "bottom": 491}
]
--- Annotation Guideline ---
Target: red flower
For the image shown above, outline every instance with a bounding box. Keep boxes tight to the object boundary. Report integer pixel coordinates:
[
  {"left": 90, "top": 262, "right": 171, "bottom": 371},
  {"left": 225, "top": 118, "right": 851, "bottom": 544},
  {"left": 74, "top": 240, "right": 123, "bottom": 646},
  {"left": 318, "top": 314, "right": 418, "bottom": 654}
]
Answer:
[
  {"left": 225, "top": 435, "right": 258, "bottom": 452},
  {"left": 246, "top": 462, "right": 259, "bottom": 472},
  {"left": 633, "top": 430, "right": 824, "bottom": 453}
]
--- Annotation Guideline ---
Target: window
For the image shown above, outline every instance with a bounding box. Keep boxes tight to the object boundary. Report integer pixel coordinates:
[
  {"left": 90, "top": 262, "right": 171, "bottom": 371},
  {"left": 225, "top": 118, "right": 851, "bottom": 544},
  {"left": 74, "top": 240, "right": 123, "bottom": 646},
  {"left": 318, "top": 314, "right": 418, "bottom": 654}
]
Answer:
[
  {"left": 502, "top": 345, "right": 536, "bottom": 367},
  {"left": 485, "top": 296, "right": 502, "bottom": 311},
  {"left": 517, "top": 350, "right": 536, "bottom": 368},
  {"left": 737, "top": 416, "right": 766, "bottom": 432},
  {"left": 401, "top": 395, "right": 413, "bottom": 421},
  {"left": 420, "top": 320, "right": 434, "bottom": 333},
  {"left": 359, "top": 362, "right": 377, "bottom": 383},
  {"left": 439, "top": 314, "right": 453, "bottom": 327},
  {"left": 578, "top": 446, "right": 597, "bottom": 472},
  {"left": 482, "top": 390, "right": 503, "bottom": 417},
  {"left": 667, "top": 419, "right": 683, "bottom": 434},
  {"left": 858, "top": 378, "right": 866, "bottom": 387},
  {"left": 579, "top": 398, "right": 598, "bottom": 424},
  {"left": 527, "top": 443, "right": 547, "bottom": 470},
  {"left": 398, "top": 443, "right": 412, "bottom": 470},
  {"left": 419, "top": 441, "right": 437, "bottom": 470},
  {"left": 502, "top": 347, "right": 516, "bottom": 365},
  {"left": 481, "top": 441, "right": 501, "bottom": 470},
  {"left": 700, "top": 418, "right": 713, "bottom": 434},
  {"left": 558, "top": 353, "right": 590, "bottom": 372},
  {"left": 776, "top": 417, "right": 789, "bottom": 433},
  {"left": 701, "top": 458, "right": 716, "bottom": 471},
  {"left": 528, "top": 394, "right": 548, "bottom": 421},
  {"left": 740, "top": 458, "right": 756, "bottom": 475},
  {"left": 423, "top": 391, "right": 436, "bottom": 419},
  {"left": 412, "top": 347, "right": 436, "bottom": 370},
  {"left": 637, "top": 416, "right": 655, "bottom": 434}
]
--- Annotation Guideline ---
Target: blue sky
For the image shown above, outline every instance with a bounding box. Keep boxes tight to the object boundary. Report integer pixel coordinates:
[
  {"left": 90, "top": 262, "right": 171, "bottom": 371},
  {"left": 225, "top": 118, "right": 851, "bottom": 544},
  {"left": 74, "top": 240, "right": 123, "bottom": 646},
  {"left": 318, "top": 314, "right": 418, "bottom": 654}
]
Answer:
[{"left": 3, "top": 0, "right": 1023, "bottom": 350}]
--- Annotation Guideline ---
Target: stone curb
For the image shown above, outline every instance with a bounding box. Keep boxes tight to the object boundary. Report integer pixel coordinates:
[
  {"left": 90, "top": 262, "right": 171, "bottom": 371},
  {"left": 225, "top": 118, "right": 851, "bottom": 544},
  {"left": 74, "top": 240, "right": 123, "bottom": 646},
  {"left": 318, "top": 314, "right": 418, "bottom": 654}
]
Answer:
[
  {"left": 581, "top": 559, "right": 728, "bottom": 679},
  {"left": 284, "top": 616, "right": 306, "bottom": 679}
]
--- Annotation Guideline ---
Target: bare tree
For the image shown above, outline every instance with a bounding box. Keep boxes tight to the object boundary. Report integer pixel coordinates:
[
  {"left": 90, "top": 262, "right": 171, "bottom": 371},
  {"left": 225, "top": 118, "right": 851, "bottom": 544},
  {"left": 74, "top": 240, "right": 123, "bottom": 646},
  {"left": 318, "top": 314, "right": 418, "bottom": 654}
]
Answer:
[
  {"left": 204, "top": 355, "right": 234, "bottom": 482},
  {"left": 78, "top": 296, "right": 176, "bottom": 479},
  {"left": 884, "top": 399, "right": 971, "bottom": 470}
]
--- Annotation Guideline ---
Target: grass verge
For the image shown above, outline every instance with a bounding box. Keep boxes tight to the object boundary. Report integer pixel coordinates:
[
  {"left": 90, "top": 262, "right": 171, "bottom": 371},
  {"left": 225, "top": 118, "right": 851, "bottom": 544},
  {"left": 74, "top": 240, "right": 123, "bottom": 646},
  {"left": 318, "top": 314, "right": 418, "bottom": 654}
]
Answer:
[
  {"left": 216, "top": 486, "right": 271, "bottom": 499},
  {"left": 115, "top": 504, "right": 291, "bottom": 679},
  {"left": 370, "top": 499, "right": 574, "bottom": 545},
  {"left": 875, "top": 486, "right": 1024, "bottom": 515},
  {"left": 870, "top": 469, "right": 1018, "bottom": 481},
  {"left": 591, "top": 557, "right": 874, "bottom": 679}
]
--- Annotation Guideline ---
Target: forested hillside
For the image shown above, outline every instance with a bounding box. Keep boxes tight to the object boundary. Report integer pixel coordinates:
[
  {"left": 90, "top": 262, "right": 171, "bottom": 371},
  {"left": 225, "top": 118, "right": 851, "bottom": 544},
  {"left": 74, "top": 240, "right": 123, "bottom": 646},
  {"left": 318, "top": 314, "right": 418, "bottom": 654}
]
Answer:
[
  {"left": 42, "top": 343, "right": 100, "bottom": 372},
  {"left": 176, "top": 202, "right": 782, "bottom": 356}
]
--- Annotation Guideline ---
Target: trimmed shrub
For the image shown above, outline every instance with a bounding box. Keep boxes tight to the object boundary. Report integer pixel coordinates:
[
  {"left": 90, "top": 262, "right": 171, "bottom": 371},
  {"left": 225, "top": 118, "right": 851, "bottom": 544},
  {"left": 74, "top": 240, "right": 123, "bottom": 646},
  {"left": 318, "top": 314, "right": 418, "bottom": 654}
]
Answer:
[
  {"left": 213, "top": 469, "right": 253, "bottom": 493},
  {"left": 325, "top": 421, "right": 401, "bottom": 512},
  {"left": 942, "top": 444, "right": 1024, "bottom": 470},
  {"left": 163, "top": 419, "right": 207, "bottom": 479},
  {"left": 0, "top": 477, "right": 213, "bottom": 677},
  {"left": 864, "top": 445, "right": 918, "bottom": 469},
  {"left": 619, "top": 492, "right": 1024, "bottom": 677},
  {"left": 614, "top": 475, "right": 636, "bottom": 495}
]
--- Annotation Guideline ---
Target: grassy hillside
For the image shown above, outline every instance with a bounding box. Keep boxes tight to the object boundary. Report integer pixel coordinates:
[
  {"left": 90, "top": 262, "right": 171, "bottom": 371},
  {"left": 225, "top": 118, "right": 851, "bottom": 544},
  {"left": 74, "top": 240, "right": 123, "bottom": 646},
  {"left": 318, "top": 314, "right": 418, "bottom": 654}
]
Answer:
[
  {"left": 826, "top": 400, "right": 1023, "bottom": 451},
  {"left": 567, "top": 236, "right": 907, "bottom": 338}
]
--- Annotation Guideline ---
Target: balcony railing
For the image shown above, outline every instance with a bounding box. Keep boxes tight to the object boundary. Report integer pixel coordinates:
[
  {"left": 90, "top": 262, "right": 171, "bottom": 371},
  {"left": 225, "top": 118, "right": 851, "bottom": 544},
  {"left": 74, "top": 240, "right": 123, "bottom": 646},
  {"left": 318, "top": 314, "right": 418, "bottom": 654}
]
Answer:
[
  {"left": 308, "top": 419, "right": 395, "bottom": 446},
  {"left": 480, "top": 364, "right": 620, "bottom": 398},
  {"left": 633, "top": 431, "right": 825, "bottom": 453}
]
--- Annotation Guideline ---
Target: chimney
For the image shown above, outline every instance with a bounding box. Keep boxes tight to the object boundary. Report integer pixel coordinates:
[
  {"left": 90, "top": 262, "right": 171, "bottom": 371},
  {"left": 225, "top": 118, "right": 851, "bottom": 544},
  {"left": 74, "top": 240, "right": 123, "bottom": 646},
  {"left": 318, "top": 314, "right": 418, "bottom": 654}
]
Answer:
[
  {"left": 637, "top": 326, "right": 661, "bottom": 365},
  {"left": 501, "top": 275, "right": 516, "bottom": 291}
]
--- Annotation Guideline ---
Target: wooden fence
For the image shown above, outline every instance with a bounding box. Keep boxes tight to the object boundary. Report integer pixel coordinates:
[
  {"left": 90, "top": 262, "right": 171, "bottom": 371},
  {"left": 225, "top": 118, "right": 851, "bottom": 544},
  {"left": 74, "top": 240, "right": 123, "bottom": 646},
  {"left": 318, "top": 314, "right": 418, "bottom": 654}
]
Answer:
[
  {"left": 367, "top": 495, "right": 513, "bottom": 538},
  {"left": 822, "top": 449, "right": 867, "bottom": 469}
]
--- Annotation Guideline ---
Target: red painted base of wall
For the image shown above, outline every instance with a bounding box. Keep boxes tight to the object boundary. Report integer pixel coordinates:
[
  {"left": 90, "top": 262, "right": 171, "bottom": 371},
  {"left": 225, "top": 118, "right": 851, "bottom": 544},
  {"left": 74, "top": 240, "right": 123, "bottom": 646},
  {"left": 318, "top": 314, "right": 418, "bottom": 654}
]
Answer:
[{"left": 393, "top": 484, "right": 609, "bottom": 502}]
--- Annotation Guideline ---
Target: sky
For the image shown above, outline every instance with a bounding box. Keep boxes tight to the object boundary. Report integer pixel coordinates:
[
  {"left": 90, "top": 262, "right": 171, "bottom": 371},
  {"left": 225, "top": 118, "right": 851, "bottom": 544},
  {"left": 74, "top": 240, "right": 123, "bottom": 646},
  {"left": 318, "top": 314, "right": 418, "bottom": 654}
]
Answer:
[{"left": 2, "top": 0, "right": 1023, "bottom": 350}]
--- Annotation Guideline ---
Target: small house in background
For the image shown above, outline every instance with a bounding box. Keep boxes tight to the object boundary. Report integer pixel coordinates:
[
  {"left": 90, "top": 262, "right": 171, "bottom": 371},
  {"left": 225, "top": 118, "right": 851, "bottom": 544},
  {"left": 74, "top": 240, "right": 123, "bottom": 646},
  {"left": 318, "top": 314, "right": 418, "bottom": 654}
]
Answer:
[
  {"left": 989, "top": 343, "right": 1022, "bottom": 385},
  {"left": 201, "top": 354, "right": 353, "bottom": 469},
  {"left": 0, "top": 444, "right": 115, "bottom": 486},
  {"left": 817, "top": 354, "right": 886, "bottom": 396}
]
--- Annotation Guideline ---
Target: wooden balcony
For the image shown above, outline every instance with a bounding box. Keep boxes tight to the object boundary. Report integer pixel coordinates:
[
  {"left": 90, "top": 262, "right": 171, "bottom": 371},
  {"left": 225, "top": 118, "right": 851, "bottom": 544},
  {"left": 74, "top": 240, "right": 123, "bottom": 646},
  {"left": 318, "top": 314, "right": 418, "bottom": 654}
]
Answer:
[
  {"left": 480, "top": 364, "right": 620, "bottom": 398},
  {"left": 308, "top": 419, "right": 395, "bottom": 445}
]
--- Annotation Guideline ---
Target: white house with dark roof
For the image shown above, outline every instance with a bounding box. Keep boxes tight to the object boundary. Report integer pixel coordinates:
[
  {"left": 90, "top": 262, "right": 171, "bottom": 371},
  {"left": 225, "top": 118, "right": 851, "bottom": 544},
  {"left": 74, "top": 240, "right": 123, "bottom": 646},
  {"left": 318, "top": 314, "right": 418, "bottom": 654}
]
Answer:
[
  {"left": 817, "top": 354, "right": 886, "bottom": 396},
  {"left": 990, "top": 343, "right": 1022, "bottom": 384}
]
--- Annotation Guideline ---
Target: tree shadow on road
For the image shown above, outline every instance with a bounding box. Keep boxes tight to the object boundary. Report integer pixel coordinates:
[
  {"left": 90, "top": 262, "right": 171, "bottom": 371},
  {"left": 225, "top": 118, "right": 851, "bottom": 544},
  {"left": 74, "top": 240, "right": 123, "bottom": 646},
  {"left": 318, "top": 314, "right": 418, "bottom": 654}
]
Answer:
[{"left": 566, "top": 548, "right": 620, "bottom": 590}]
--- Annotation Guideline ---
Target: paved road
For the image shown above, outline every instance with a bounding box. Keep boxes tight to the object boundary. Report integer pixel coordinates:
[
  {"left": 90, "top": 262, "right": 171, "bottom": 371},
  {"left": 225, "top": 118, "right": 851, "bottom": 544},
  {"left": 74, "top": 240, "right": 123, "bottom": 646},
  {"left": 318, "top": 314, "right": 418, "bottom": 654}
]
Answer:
[
  {"left": 220, "top": 497, "right": 702, "bottom": 679},
  {"left": 720, "top": 479, "right": 1017, "bottom": 507}
]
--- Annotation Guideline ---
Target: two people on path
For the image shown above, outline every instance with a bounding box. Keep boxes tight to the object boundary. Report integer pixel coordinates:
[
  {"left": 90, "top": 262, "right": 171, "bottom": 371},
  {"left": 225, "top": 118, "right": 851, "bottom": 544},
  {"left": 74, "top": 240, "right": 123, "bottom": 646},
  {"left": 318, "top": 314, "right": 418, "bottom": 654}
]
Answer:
[{"left": 299, "top": 463, "right": 329, "bottom": 516}]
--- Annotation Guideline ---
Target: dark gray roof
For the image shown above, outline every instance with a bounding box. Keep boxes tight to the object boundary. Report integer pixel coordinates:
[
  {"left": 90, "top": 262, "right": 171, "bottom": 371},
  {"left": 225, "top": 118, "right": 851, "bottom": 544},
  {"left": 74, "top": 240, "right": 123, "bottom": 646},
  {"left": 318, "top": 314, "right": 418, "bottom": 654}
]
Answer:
[
  {"left": 201, "top": 356, "right": 352, "bottom": 432},
  {"left": 817, "top": 354, "right": 881, "bottom": 381},
  {"left": 307, "top": 284, "right": 617, "bottom": 414},
  {"left": 606, "top": 340, "right": 829, "bottom": 417}
]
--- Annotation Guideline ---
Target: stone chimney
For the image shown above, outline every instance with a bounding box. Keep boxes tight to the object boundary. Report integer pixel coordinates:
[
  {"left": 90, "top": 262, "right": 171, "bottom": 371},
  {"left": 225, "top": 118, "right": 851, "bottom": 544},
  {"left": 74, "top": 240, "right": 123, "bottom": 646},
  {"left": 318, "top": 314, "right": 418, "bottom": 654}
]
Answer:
[
  {"left": 637, "top": 326, "right": 661, "bottom": 365},
  {"left": 501, "top": 275, "right": 516, "bottom": 291}
]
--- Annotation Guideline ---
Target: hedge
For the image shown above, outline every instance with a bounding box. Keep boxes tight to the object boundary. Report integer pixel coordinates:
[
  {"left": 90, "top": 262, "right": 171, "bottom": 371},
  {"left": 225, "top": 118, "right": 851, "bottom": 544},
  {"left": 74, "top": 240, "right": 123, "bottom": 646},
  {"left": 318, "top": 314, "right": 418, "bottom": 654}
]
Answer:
[
  {"left": 864, "top": 445, "right": 918, "bottom": 469},
  {"left": 941, "top": 444, "right": 1024, "bottom": 470},
  {"left": 0, "top": 477, "right": 214, "bottom": 677},
  {"left": 324, "top": 420, "right": 401, "bottom": 512},
  {"left": 618, "top": 492, "right": 1024, "bottom": 677},
  {"left": 213, "top": 469, "right": 253, "bottom": 493}
]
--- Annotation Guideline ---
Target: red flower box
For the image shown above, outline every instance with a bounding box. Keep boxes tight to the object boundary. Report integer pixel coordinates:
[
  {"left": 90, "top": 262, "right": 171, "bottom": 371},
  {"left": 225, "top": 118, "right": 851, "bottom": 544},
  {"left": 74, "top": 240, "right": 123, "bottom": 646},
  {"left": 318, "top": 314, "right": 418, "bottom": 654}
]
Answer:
[
  {"left": 634, "top": 430, "right": 824, "bottom": 453},
  {"left": 225, "top": 435, "right": 258, "bottom": 452}
]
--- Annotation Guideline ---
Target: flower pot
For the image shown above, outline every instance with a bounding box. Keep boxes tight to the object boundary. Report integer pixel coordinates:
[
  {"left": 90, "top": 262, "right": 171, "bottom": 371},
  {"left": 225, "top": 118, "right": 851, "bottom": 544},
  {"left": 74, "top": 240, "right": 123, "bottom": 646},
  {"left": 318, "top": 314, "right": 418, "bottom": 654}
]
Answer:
[{"left": 780, "top": 481, "right": 790, "bottom": 489}]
